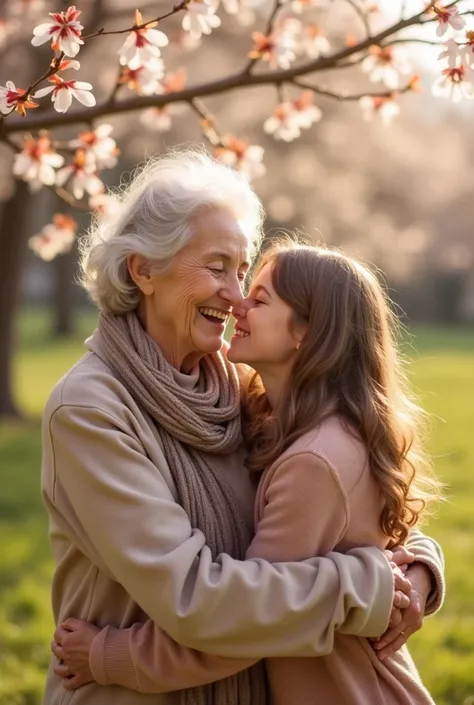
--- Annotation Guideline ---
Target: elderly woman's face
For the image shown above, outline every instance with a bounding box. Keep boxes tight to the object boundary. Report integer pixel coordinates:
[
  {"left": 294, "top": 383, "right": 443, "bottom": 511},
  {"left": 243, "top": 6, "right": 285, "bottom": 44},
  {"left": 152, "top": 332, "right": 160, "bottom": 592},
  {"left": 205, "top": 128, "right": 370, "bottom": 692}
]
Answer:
[{"left": 135, "top": 207, "right": 251, "bottom": 370}]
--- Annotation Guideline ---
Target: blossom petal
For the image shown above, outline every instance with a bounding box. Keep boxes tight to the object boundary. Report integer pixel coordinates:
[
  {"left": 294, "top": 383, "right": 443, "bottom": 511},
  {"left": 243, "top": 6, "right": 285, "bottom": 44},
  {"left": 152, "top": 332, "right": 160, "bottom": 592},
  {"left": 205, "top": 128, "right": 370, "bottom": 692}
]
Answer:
[
  {"left": 54, "top": 87, "right": 73, "bottom": 113},
  {"left": 33, "top": 85, "right": 55, "bottom": 98},
  {"left": 70, "top": 88, "right": 96, "bottom": 107}
]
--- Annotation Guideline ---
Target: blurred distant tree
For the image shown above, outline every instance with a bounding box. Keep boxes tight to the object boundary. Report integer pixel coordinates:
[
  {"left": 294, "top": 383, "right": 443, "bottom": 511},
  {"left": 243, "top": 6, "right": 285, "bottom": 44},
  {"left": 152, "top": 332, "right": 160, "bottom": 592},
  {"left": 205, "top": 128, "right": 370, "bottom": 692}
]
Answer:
[{"left": 0, "top": 0, "right": 473, "bottom": 416}]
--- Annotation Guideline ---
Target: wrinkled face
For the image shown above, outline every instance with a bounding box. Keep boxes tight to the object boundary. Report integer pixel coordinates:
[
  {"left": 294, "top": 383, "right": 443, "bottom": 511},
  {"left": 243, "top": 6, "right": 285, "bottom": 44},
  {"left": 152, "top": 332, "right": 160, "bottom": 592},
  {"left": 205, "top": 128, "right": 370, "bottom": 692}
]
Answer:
[
  {"left": 141, "top": 207, "right": 250, "bottom": 368},
  {"left": 227, "top": 263, "right": 303, "bottom": 373}
]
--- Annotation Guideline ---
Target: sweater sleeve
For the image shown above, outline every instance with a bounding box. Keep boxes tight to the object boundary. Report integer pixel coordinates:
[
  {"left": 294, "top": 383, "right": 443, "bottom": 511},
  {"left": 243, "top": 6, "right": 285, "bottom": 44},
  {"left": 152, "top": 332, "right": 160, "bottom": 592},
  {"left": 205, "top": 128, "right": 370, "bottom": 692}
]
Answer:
[
  {"left": 46, "top": 403, "right": 394, "bottom": 658},
  {"left": 404, "top": 528, "right": 445, "bottom": 615},
  {"left": 89, "top": 621, "right": 257, "bottom": 693}
]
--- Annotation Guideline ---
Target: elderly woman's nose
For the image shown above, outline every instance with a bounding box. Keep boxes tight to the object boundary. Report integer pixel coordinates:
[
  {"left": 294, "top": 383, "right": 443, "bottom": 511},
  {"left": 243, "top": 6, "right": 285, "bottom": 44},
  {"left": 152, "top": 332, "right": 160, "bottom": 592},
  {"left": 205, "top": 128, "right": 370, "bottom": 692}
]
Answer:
[{"left": 221, "top": 277, "right": 245, "bottom": 306}]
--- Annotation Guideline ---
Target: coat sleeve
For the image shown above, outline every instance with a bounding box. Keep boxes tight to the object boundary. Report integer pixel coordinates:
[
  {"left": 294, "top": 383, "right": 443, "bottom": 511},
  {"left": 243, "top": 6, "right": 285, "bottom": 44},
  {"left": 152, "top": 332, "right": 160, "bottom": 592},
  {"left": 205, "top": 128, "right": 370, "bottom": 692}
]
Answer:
[
  {"left": 405, "top": 528, "right": 445, "bottom": 615},
  {"left": 46, "top": 403, "right": 394, "bottom": 658}
]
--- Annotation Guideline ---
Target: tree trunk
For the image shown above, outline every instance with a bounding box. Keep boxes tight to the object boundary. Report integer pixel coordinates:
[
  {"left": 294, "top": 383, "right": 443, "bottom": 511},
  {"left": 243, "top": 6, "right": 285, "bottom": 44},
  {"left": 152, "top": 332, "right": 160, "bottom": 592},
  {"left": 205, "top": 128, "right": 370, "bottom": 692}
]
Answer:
[
  {"left": 52, "top": 241, "right": 77, "bottom": 338},
  {"left": 0, "top": 183, "right": 30, "bottom": 419}
]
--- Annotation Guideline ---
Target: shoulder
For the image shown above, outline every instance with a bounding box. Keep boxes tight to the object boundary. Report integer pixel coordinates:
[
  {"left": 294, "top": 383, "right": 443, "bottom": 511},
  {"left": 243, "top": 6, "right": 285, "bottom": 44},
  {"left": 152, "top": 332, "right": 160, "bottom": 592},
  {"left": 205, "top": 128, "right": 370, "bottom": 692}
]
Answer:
[
  {"left": 43, "top": 350, "right": 138, "bottom": 430},
  {"left": 275, "top": 415, "right": 370, "bottom": 497}
]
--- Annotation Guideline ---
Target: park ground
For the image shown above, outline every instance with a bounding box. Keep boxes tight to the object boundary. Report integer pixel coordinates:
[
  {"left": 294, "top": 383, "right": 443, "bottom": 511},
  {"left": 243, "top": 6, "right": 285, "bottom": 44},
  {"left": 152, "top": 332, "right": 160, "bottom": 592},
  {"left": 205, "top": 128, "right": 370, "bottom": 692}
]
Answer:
[{"left": 0, "top": 310, "right": 473, "bottom": 705}]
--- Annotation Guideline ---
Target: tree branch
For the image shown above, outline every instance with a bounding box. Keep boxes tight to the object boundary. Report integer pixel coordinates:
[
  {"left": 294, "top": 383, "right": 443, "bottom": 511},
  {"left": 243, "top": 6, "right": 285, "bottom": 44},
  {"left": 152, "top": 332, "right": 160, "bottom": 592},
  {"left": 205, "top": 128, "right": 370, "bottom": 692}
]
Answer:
[{"left": 291, "top": 78, "right": 415, "bottom": 101}]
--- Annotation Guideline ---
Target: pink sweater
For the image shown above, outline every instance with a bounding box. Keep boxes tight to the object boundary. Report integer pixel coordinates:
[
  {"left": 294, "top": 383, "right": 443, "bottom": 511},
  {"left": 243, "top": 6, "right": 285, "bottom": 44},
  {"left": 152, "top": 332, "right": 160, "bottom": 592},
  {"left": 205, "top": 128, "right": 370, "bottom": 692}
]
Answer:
[{"left": 90, "top": 415, "right": 441, "bottom": 704}]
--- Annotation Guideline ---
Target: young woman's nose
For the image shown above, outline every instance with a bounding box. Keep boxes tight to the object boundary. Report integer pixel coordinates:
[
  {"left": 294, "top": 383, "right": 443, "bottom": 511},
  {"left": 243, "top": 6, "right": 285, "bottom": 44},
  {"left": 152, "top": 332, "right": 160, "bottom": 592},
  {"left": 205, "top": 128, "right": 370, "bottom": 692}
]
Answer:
[{"left": 232, "top": 297, "right": 252, "bottom": 320}]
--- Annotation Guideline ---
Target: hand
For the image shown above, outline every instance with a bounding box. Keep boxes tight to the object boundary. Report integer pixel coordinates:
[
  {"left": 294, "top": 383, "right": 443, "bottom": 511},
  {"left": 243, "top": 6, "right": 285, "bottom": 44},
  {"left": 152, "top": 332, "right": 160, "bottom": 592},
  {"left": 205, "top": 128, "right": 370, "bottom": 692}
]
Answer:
[
  {"left": 51, "top": 617, "right": 100, "bottom": 691},
  {"left": 374, "top": 562, "right": 432, "bottom": 661},
  {"left": 386, "top": 546, "right": 415, "bottom": 575}
]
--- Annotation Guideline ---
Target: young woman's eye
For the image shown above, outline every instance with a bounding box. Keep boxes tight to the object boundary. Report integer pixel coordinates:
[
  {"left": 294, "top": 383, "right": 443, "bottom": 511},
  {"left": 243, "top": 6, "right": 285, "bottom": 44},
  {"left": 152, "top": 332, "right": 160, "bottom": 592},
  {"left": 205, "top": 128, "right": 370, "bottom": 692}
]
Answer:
[
  {"left": 238, "top": 272, "right": 247, "bottom": 282},
  {"left": 253, "top": 298, "right": 265, "bottom": 306}
]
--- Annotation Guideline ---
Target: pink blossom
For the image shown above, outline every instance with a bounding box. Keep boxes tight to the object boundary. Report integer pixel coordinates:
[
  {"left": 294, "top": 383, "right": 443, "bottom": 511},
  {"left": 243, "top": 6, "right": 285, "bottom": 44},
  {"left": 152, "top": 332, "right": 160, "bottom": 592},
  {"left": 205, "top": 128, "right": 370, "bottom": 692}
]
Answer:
[
  {"left": 433, "top": 4, "right": 466, "bottom": 38},
  {"left": 31, "top": 5, "right": 83, "bottom": 57},
  {"left": 118, "top": 10, "right": 169, "bottom": 70},
  {"left": 34, "top": 74, "right": 95, "bottom": 113},
  {"left": 13, "top": 136, "right": 64, "bottom": 192},
  {"left": 216, "top": 137, "right": 266, "bottom": 180},
  {"left": 29, "top": 214, "right": 78, "bottom": 261}
]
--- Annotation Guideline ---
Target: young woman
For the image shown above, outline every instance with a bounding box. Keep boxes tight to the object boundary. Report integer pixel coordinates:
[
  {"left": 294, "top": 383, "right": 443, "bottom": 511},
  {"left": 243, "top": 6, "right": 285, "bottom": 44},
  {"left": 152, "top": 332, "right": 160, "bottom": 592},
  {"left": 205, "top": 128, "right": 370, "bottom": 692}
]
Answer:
[{"left": 52, "top": 241, "right": 442, "bottom": 704}]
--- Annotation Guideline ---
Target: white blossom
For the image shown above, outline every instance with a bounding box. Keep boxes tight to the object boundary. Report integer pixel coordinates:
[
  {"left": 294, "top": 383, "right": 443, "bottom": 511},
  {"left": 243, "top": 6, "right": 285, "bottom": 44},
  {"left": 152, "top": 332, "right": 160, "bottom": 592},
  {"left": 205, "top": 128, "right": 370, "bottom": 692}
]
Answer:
[
  {"left": 359, "top": 94, "right": 400, "bottom": 127},
  {"left": 13, "top": 136, "right": 64, "bottom": 192},
  {"left": 182, "top": 0, "right": 222, "bottom": 40},
  {"left": 118, "top": 10, "right": 169, "bottom": 70},
  {"left": 432, "top": 65, "right": 474, "bottom": 102},
  {"left": 216, "top": 139, "right": 266, "bottom": 180},
  {"left": 264, "top": 104, "right": 301, "bottom": 142},
  {"left": 0, "top": 80, "right": 38, "bottom": 116},
  {"left": 434, "top": 5, "right": 466, "bottom": 38},
  {"left": 31, "top": 5, "right": 83, "bottom": 57},
  {"left": 249, "top": 29, "right": 298, "bottom": 69},
  {"left": 438, "top": 38, "right": 463, "bottom": 69},
  {"left": 361, "top": 45, "right": 411, "bottom": 90},
  {"left": 29, "top": 214, "right": 77, "bottom": 261},
  {"left": 34, "top": 75, "right": 95, "bottom": 113},
  {"left": 119, "top": 60, "right": 165, "bottom": 95},
  {"left": 56, "top": 151, "right": 104, "bottom": 200},
  {"left": 299, "top": 23, "right": 330, "bottom": 59},
  {"left": 69, "top": 124, "right": 119, "bottom": 170}
]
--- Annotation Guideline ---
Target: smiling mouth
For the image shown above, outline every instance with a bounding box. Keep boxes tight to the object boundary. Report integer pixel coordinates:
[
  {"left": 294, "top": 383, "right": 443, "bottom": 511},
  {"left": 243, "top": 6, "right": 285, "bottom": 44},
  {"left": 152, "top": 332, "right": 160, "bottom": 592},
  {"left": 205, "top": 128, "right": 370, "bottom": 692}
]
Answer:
[
  {"left": 233, "top": 329, "right": 250, "bottom": 338},
  {"left": 198, "top": 307, "right": 229, "bottom": 324}
]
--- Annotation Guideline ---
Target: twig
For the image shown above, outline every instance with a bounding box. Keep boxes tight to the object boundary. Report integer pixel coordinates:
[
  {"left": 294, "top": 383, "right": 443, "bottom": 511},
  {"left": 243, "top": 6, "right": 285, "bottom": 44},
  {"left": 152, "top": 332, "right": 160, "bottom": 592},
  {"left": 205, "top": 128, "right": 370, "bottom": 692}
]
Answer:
[
  {"left": 341, "top": 0, "right": 371, "bottom": 39},
  {"left": 244, "top": 0, "right": 283, "bottom": 74},
  {"left": 291, "top": 78, "right": 414, "bottom": 102},
  {"left": 81, "top": 1, "right": 190, "bottom": 40}
]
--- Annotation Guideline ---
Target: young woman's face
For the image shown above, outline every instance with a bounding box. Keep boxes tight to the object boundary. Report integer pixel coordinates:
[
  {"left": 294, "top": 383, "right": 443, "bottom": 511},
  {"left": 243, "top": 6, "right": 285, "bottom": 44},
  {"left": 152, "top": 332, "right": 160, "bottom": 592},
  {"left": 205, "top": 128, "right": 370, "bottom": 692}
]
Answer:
[{"left": 227, "top": 263, "right": 303, "bottom": 372}]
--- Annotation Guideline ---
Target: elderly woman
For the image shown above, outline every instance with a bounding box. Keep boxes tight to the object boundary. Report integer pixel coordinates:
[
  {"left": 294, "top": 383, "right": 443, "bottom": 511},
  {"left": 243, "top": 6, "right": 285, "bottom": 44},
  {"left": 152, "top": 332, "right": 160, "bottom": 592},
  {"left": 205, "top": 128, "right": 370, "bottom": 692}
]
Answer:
[{"left": 42, "top": 148, "right": 444, "bottom": 705}]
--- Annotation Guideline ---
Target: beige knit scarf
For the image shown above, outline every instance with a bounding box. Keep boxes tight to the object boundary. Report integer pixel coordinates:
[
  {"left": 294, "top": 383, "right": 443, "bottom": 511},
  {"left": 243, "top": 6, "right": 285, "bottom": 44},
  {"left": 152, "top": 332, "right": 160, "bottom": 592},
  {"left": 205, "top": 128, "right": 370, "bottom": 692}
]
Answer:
[{"left": 99, "top": 311, "right": 267, "bottom": 705}]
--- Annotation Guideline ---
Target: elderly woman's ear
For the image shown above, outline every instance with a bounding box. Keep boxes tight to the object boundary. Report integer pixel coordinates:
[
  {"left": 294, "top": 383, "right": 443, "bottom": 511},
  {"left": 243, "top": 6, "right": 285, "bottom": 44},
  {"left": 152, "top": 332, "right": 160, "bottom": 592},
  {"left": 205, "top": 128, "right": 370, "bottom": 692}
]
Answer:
[{"left": 127, "top": 254, "right": 154, "bottom": 296}]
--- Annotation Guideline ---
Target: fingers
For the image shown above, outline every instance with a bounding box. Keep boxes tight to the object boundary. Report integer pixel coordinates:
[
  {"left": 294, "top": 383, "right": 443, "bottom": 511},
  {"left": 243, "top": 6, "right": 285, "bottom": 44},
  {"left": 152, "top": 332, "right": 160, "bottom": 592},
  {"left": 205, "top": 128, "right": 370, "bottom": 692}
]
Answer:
[
  {"left": 394, "top": 571, "right": 412, "bottom": 596},
  {"left": 54, "top": 664, "right": 71, "bottom": 678},
  {"left": 63, "top": 675, "right": 84, "bottom": 691},
  {"left": 389, "top": 546, "right": 415, "bottom": 567},
  {"left": 51, "top": 640, "right": 64, "bottom": 661},
  {"left": 61, "top": 617, "right": 85, "bottom": 631},
  {"left": 393, "top": 590, "right": 410, "bottom": 609},
  {"left": 53, "top": 627, "right": 70, "bottom": 645},
  {"left": 388, "top": 608, "right": 403, "bottom": 628},
  {"left": 375, "top": 632, "right": 408, "bottom": 661}
]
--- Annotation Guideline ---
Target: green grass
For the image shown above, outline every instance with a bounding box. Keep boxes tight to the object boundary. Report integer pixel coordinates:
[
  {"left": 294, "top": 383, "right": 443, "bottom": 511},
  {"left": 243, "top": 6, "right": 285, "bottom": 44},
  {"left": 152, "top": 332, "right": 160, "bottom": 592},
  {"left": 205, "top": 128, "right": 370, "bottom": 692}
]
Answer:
[{"left": 0, "top": 310, "right": 473, "bottom": 705}]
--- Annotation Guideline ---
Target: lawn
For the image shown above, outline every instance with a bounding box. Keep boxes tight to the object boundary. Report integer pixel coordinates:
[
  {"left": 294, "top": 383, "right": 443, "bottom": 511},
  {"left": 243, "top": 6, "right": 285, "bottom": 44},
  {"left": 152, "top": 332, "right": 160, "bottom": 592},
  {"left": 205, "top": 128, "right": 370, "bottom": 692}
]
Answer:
[{"left": 0, "top": 309, "right": 473, "bottom": 705}]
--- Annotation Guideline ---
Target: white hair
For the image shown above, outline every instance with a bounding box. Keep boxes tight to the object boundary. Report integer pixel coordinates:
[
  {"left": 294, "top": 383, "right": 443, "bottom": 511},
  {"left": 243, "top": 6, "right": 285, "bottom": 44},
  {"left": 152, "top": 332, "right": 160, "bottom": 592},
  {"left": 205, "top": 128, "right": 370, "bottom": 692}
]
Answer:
[{"left": 79, "top": 146, "right": 265, "bottom": 315}]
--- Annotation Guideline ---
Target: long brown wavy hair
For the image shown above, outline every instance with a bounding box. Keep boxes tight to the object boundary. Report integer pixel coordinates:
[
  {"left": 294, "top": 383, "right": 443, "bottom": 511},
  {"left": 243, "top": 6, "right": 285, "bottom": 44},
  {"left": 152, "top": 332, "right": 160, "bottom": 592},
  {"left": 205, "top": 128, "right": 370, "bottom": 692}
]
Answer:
[{"left": 243, "top": 240, "right": 441, "bottom": 547}]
